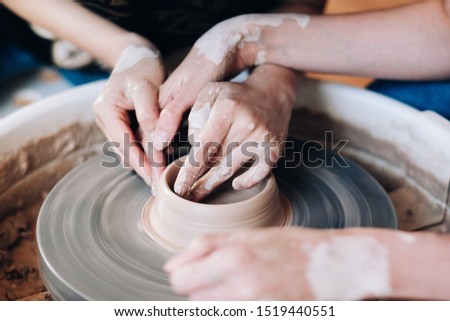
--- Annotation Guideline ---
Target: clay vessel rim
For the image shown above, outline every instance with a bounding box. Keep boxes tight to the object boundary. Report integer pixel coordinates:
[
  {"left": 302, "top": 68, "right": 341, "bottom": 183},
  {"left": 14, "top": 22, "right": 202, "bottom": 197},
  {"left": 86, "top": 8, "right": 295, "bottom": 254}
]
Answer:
[{"left": 158, "top": 159, "right": 275, "bottom": 209}]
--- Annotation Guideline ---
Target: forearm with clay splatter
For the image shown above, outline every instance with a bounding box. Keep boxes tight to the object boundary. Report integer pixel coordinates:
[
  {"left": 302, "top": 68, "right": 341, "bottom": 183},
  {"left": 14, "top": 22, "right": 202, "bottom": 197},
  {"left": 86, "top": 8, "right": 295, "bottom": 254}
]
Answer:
[
  {"left": 317, "top": 228, "right": 450, "bottom": 300},
  {"left": 164, "top": 226, "right": 450, "bottom": 300},
  {"left": 235, "top": 1, "right": 450, "bottom": 80},
  {"left": 237, "top": 0, "right": 324, "bottom": 131},
  {"left": 192, "top": 0, "right": 450, "bottom": 80}
]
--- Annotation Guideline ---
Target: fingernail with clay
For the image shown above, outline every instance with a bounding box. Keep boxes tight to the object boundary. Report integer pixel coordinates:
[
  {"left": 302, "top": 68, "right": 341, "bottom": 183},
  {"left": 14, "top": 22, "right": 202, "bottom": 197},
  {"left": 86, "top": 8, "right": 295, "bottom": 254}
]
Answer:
[
  {"left": 174, "top": 170, "right": 193, "bottom": 197},
  {"left": 191, "top": 191, "right": 202, "bottom": 202},
  {"left": 191, "top": 185, "right": 211, "bottom": 202},
  {"left": 174, "top": 182, "right": 191, "bottom": 198},
  {"left": 232, "top": 179, "right": 244, "bottom": 191},
  {"left": 207, "top": 146, "right": 217, "bottom": 157}
]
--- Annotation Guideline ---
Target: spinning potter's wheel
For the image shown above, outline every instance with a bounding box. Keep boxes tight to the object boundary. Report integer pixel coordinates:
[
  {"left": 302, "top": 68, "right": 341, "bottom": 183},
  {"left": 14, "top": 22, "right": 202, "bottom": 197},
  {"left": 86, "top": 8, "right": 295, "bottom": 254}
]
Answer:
[{"left": 37, "top": 139, "right": 396, "bottom": 300}]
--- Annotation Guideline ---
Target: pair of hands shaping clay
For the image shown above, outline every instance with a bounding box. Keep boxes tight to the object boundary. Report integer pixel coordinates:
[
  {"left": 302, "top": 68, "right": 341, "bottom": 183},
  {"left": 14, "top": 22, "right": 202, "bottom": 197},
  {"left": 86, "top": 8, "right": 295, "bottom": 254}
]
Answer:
[{"left": 94, "top": 15, "right": 299, "bottom": 195}]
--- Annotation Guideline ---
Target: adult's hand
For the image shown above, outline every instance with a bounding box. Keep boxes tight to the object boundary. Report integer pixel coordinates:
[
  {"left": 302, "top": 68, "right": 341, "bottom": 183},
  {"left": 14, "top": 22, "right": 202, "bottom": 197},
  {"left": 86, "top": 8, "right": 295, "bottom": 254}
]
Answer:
[
  {"left": 164, "top": 227, "right": 423, "bottom": 301},
  {"left": 154, "top": 15, "right": 277, "bottom": 152},
  {"left": 164, "top": 227, "right": 319, "bottom": 300},
  {"left": 173, "top": 65, "right": 297, "bottom": 201}
]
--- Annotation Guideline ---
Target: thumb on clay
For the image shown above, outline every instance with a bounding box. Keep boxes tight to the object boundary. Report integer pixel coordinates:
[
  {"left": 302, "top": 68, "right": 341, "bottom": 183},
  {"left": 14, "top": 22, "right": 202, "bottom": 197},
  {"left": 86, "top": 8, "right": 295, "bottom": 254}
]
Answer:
[{"left": 153, "top": 101, "right": 186, "bottom": 151}]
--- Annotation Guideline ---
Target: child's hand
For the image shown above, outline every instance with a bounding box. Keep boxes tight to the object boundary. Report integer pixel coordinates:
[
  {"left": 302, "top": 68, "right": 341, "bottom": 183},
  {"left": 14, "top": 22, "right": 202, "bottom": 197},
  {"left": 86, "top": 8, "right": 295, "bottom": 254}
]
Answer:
[{"left": 93, "top": 45, "right": 165, "bottom": 186}]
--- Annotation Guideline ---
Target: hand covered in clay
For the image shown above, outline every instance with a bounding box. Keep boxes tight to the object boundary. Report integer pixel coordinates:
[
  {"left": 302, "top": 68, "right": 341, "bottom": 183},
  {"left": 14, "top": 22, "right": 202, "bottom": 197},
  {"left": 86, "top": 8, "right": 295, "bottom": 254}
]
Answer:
[
  {"left": 93, "top": 45, "right": 165, "bottom": 186},
  {"left": 154, "top": 13, "right": 311, "bottom": 151},
  {"left": 164, "top": 227, "right": 394, "bottom": 300},
  {"left": 173, "top": 65, "right": 297, "bottom": 201},
  {"left": 154, "top": 14, "right": 302, "bottom": 151}
]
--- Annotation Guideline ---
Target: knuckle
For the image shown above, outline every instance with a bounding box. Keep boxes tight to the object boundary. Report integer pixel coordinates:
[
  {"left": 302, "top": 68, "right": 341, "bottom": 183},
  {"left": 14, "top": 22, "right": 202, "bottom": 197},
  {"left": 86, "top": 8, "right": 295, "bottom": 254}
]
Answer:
[
  {"left": 160, "top": 107, "right": 180, "bottom": 123},
  {"left": 223, "top": 98, "right": 240, "bottom": 112},
  {"left": 202, "top": 82, "right": 224, "bottom": 101},
  {"left": 196, "top": 132, "right": 210, "bottom": 147},
  {"left": 245, "top": 117, "right": 259, "bottom": 132},
  {"left": 158, "top": 83, "right": 168, "bottom": 97},
  {"left": 180, "top": 168, "right": 197, "bottom": 183},
  {"left": 135, "top": 105, "right": 156, "bottom": 121},
  {"left": 139, "top": 118, "right": 157, "bottom": 131},
  {"left": 127, "top": 77, "right": 157, "bottom": 94},
  {"left": 246, "top": 120, "right": 257, "bottom": 132},
  {"left": 125, "top": 73, "right": 144, "bottom": 85},
  {"left": 204, "top": 81, "right": 216, "bottom": 92}
]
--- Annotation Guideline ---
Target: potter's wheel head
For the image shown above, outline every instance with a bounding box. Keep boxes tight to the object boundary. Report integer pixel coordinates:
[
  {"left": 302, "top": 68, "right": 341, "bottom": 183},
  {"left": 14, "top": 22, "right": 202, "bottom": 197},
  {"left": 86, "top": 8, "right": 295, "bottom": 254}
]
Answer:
[{"left": 37, "top": 139, "right": 396, "bottom": 300}]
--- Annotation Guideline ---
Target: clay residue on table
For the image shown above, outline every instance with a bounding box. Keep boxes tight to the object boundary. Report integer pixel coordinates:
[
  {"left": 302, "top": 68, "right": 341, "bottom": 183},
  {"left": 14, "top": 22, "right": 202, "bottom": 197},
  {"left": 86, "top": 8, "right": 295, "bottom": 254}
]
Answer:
[
  {"left": 0, "top": 122, "right": 102, "bottom": 194},
  {"left": 0, "top": 122, "right": 104, "bottom": 300},
  {"left": 0, "top": 197, "right": 49, "bottom": 300}
]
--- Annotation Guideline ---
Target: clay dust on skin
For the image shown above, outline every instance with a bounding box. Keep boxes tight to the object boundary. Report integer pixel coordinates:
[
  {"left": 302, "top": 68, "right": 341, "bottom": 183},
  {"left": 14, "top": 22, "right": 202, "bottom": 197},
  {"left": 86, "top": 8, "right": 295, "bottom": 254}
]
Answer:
[
  {"left": 255, "top": 51, "right": 267, "bottom": 65},
  {"left": 395, "top": 232, "right": 417, "bottom": 244},
  {"left": 188, "top": 102, "right": 212, "bottom": 135},
  {"left": 203, "top": 161, "right": 232, "bottom": 192},
  {"left": 113, "top": 45, "right": 160, "bottom": 74},
  {"left": 174, "top": 170, "right": 197, "bottom": 195},
  {"left": 304, "top": 236, "right": 392, "bottom": 300},
  {"left": 194, "top": 14, "right": 310, "bottom": 66}
]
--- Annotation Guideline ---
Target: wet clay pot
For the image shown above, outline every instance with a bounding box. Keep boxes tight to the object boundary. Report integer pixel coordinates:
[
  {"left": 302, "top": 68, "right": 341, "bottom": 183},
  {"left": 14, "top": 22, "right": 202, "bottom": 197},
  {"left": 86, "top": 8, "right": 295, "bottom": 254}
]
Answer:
[{"left": 142, "top": 158, "right": 292, "bottom": 252}]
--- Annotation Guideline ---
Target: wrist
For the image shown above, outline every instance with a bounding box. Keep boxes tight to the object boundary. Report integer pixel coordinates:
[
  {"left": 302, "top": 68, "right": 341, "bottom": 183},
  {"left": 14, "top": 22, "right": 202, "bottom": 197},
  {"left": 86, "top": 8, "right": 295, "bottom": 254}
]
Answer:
[
  {"left": 246, "top": 65, "right": 299, "bottom": 109},
  {"left": 240, "top": 14, "right": 311, "bottom": 69},
  {"left": 194, "top": 14, "right": 290, "bottom": 69},
  {"left": 339, "top": 229, "right": 450, "bottom": 300},
  {"left": 236, "top": 19, "right": 282, "bottom": 68},
  {"left": 113, "top": 44, "right": 161, "bottom": 74},
  {"left": 389, "top": 232, "right": 450, "bottom": 300},
  {"left": 109, "top": 32, "right": 160, "bottom": 69}
]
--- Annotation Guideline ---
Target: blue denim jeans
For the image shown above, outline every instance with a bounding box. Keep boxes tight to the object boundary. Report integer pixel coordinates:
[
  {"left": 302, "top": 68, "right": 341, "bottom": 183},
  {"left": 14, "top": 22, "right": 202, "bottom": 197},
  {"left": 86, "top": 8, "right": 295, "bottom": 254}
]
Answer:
[
  {"left": 0, "top": 41, "right": 108, "bottom": 85},
  {"left": 368, "top": 79, "right": 450, "bottom": 119}
]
